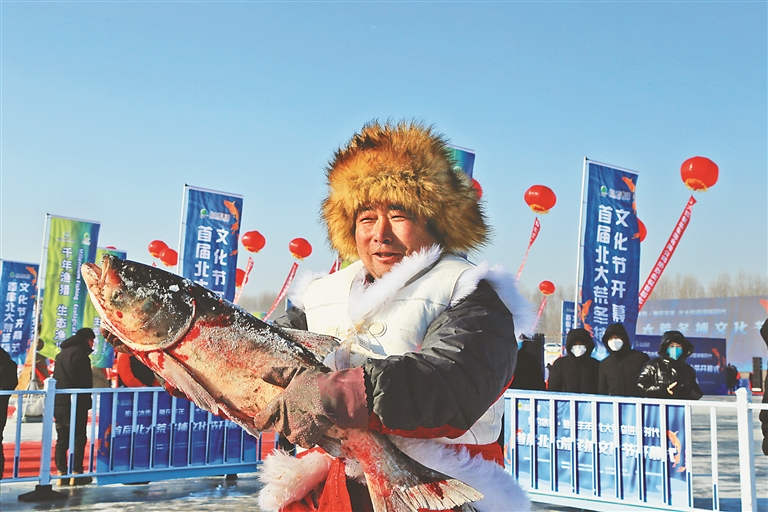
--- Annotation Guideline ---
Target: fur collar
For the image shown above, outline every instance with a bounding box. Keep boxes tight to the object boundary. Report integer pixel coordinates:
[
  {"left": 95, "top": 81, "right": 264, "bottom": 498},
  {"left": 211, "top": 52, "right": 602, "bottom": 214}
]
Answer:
[{"left": 348, "top": 244, "right": 443, "bottom": 324}]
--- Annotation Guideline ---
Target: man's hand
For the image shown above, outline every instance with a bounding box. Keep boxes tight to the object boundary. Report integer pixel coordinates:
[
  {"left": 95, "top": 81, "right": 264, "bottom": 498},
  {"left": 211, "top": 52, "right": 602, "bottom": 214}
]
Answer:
[
  {"left": 667, "top": 382, "right": 678, "bottom": 395},
  {"left": 101, "top": 328, "right": 132, "bottom": 353},
  {"left": 253, "top": 368, "right": 333, "bottom": 448},
  {"left": 252, "top": 366, "right": 369, "bottom": 449}
]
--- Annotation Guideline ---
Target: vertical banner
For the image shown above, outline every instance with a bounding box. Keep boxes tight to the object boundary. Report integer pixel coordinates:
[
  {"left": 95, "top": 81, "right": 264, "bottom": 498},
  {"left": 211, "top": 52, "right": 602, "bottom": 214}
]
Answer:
[
  {"left": 447, "top": 145, "right": 475, "bottom": 178},
  {"left": 561, "top": 300, "right": 576, "bottom": 348},
  {"left": 642, "top": 404, "right": 664, "bottom": 503},
  {"left": 0, "top": 261, "right": 39, "bottom": 365},
  {"left": 84, "top": 247, "right": 127, "bottom": 369},
  {"left": 666, "top": 404, "right": 691, "bottom": 508},
  {"left": 179, "top": 186, "right": 243, "bottom": 302},
  {"left": 596, "top": 401, "right": 617, "bottom": 496},
  {"left": 515, "top": 398, "right": 533, "bottom": 487},
  {"left": 554, "top": 400, "right": 572, "bottom": 492},
  {"left": 38, "top": 215, "right": 100, "bottom": 359},
  {"left": 577, "top": 160, "right": 641, "bottom": 345},
  {"left": 619, "top": 403, "right": 639, "bottom": 499},
  {"left": 574, "top": 401, "right": 594, "bottom": 494},
  {"left": 535, "top": 399, "right": 552, "bottom": 489}
]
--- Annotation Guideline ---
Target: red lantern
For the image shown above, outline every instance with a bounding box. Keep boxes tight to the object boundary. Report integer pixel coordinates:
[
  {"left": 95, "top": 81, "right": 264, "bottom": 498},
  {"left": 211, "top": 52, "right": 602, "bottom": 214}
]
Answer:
[
  {"left": 539, "top": 280, "right": 556, "bottom": 296},
  {"left": 242, "top": 230, "right": 266, "bottom": 253},
  {"left": 289, "top": 238, "right": 312, "bottom": 260},
  {"left": 235, "top": 268, "right": 246, "bottom": 287},
  {"left": 148, "top": 240, "right": 168, "bottom": 258},
  {"left": 524, "top": 185, "right": 557, "bottom": 214},
  {"left": 681, "top": 156, "right": 718, "bottom": 191},
  {"left": 637, "top": 218, "right": 647, "bottom": 242},
  {"left": 158, "top": 248, "right": 178, "bottom": 267},
  {"left": 471, "top": 178, "right": 483, "bottom": 199}
]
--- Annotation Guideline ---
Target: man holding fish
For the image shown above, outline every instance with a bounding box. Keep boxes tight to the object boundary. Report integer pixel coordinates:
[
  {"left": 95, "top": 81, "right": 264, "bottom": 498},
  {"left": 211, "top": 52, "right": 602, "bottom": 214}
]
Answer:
[
  {"left": 82, "top": 119, "right": 533, "bottom": 512},
  {"left": 258, "top": 120, "right": 534, "bottom": 511}
]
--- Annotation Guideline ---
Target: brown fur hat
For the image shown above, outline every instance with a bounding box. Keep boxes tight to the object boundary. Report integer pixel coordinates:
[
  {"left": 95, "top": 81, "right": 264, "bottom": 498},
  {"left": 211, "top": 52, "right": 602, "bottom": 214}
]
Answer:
[{"left": 322, "top": 120, "right": 489, "bottom": 261}]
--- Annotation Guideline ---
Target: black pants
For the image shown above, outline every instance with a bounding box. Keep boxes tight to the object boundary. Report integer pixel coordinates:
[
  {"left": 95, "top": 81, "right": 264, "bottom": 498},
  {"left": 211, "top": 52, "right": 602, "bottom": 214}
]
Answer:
[
  {"left": 0, "top": 396, "right": 9, "bottom": 478},
  {"left": 54, "top": 405, "right": 89, "bottom": 474}
]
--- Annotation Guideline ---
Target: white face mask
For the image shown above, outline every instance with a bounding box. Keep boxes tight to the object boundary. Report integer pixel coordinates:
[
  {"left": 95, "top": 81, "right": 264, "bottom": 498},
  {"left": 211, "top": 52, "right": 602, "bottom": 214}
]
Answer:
[
  {"left": 571, "top": 345, "right": 587, "bottom": 358},
  {"left": 607, "top": 338, "right": 624, "bottom": 352}
]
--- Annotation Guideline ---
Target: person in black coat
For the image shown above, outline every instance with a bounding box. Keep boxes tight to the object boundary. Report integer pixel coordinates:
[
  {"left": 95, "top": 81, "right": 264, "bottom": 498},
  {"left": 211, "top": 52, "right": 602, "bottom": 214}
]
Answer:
[
  {"left": 53, "top": 328, "right": 95, "bottom": 485},
  {"left": 597, "top": 323, "right": 649, "bottom": 397},
  {"left": 0, "top": 346, "right": 18, "bottom": 478},
  {"left": 760, "top": 319, "right": 768, "bottom": 456},
  {"left": 510, "top": 340, "right": 546, "bottom": 391},
  {"left": 548, "top": 328, "right": 599, "bottom": 394},
  {"left": 637, "top": 330, "right": 703, "bottom": 400}
]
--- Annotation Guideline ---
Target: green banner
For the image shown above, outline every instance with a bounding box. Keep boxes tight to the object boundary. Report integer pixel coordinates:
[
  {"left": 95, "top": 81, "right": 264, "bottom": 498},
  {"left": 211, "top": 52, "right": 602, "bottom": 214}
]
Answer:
[
  {"left": 38, "top": 216, "right": 100, "bottom": 359},
  {"left": 85, "top": 247, "right": 126, "bottom": 368}
]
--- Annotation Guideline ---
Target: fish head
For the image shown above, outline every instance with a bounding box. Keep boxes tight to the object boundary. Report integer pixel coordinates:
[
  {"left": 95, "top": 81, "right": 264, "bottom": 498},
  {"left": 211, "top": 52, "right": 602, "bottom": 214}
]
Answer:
[{"left": 81, "top": 255, "right": 195, "bottom": 352}]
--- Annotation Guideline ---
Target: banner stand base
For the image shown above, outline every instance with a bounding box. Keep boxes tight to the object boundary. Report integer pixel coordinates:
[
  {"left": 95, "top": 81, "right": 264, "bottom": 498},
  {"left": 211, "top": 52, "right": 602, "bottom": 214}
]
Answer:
[{"left": 18, "top": 484, "right": 68, "bottom": 503}]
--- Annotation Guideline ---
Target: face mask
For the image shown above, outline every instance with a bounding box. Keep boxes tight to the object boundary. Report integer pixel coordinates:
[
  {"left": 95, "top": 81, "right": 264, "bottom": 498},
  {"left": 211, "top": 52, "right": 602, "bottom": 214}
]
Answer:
[
  {"left": 607, "top": 338, "right": 624, "bottom": 352},
  {"left": 571, "top": 345, "right": 587, "bottom": 358},
  {"left": 667, "top": 346, "right": 683, "bottom": 360},
  {"left": 517, "top": 340, "right": 524, "bottom": 350}
]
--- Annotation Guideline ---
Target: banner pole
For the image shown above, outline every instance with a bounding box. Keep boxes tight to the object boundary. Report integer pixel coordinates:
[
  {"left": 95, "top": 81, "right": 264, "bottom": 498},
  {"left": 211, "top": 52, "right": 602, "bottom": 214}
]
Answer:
[
  {"left": 573, "top": 158, "right": 588, "bottom": 328},
  {"left": 176, "top": 185, "right": 189, "bottom": 276},
  {"left": 31, "top": 214, "right": 51, "bottom": 372}
]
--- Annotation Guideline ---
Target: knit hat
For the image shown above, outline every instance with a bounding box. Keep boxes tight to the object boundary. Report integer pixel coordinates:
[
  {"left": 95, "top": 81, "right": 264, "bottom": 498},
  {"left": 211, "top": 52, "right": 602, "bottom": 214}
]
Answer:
[{"left": 321, "top": 120, "right": 489, "bottom": 261}]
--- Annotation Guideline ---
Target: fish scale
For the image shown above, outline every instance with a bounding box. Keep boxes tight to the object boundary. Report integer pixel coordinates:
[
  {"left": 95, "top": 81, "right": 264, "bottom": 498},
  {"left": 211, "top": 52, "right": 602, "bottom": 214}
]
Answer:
[{"left": 82, "top": 254, "right": 483, "bottom": 512}]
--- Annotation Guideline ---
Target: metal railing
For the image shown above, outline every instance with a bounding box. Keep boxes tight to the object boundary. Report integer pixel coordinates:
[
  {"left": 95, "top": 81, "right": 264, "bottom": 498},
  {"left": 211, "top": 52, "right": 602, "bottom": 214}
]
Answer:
[
  {"left": 3, "top": 381, "right": 766, "bottom": 510},
  {"left": 502, "top": 387, "right": 768, "bottom": 511},
  {"left": 1, "top": 378, "right": 275, "bottom": 501}
]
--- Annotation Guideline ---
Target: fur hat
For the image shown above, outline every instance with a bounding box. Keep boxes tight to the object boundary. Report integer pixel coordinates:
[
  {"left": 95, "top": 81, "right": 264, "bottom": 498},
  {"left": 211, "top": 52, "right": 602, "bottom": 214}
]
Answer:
[{"left": 322, "top": 120, "right": 489, "bottom": 261}]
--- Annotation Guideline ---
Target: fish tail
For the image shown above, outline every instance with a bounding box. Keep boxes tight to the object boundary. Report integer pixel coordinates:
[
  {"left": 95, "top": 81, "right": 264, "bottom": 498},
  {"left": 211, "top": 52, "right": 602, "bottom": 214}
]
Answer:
[{"left": 365, "top": 468, "right": 482, "bottom": 512}]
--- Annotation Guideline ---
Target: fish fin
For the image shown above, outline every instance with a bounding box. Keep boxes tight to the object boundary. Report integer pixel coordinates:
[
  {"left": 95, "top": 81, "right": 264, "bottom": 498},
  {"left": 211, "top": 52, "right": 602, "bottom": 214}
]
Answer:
[
  {"left": 281, "top": 328, "right": 340, "bottom": 362},
  {"left": 366, "top": 469, "right": 482, "bottom": 512},
  {"left": 156, "top": 353, "right": 221, "bottom": 415}
]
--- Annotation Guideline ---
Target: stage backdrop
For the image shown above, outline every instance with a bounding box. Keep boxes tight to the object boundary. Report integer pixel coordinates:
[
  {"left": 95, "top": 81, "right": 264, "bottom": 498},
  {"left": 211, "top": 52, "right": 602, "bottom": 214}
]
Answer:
[
  {"left": 635, "top": 335, "right": 727, "bottom": 395},
  {"left": 637, "top": 296, "right": 767, "bottom": 370}
]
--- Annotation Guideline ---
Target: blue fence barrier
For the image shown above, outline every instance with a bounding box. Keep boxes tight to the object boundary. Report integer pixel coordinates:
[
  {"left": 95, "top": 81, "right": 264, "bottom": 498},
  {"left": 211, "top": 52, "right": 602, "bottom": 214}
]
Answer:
[
  {"left": 1, "top": 378, "right": 273, "bottom": 496},
  {"left": 3, "top": 380, "right": 766, "bottom": 510}
]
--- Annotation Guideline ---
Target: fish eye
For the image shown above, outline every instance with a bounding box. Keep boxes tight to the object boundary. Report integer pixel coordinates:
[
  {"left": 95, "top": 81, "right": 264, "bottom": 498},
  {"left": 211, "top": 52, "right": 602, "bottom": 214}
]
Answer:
[{"left": 110, "top": 290, "right": 124, "bottom": 305}]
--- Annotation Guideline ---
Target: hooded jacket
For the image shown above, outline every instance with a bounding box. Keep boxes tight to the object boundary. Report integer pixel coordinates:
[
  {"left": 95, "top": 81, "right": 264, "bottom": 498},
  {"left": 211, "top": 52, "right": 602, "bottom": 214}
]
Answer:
[
  {"left": 760, "top": 319, "right": 768, "bottom": 456},
  {"left": 548, "top": 328, "right": 599, "bottom": 394},
  {"left": 53, "top": 329, "right": 94, "bottom": 410},
  {"left": 636, "top": 331, "right": 703, "bottom": 400},
  {"left": 597, "top": 323, "right": 649, "bottom": 397}
]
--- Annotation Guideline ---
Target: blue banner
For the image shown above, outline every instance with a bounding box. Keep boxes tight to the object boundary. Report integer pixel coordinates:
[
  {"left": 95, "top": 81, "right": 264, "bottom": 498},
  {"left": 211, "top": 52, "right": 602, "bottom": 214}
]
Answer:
[
  {"left": 506, "top": 394, "right": 691, "bottom": 507},
  {"left": 447, "top": 146, "right": 475, "bottom": 178},
  {"left": 0, "top": 261, "right": 39, "bottom": 365},
  {"left": 578, "top": 161, "right": 641, "bottom": 345},
  {"left": 180, "top": 186, "right": 243, "bottom": 301},
  {"left": 97, "top": 390, "right": 258, "bottom": 483}
]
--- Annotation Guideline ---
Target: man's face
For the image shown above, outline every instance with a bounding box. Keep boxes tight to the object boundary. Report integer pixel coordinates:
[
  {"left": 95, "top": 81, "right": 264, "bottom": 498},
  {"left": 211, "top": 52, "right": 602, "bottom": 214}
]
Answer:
[{"left": 355, "top": 203, "right": 439, "bottom": 279}]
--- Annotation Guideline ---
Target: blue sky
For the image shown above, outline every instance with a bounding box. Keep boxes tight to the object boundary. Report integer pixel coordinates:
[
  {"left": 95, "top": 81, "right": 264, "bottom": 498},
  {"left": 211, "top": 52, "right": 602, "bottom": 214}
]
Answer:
[{"left": 1, "top": 1, "right": 766, "bottom": 300}]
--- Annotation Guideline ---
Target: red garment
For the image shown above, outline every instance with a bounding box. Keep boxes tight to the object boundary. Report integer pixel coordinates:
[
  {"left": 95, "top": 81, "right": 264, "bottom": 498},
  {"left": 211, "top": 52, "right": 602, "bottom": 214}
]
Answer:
[{"left": 279, "top": 442, "right": 503, "bottom": 512}]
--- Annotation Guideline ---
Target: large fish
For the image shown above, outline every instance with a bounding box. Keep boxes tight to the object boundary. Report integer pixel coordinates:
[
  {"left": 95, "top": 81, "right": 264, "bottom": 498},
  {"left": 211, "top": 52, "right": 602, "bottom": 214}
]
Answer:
[{"left": 82, "top": 255, "right": 482, "bottom": 512}]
